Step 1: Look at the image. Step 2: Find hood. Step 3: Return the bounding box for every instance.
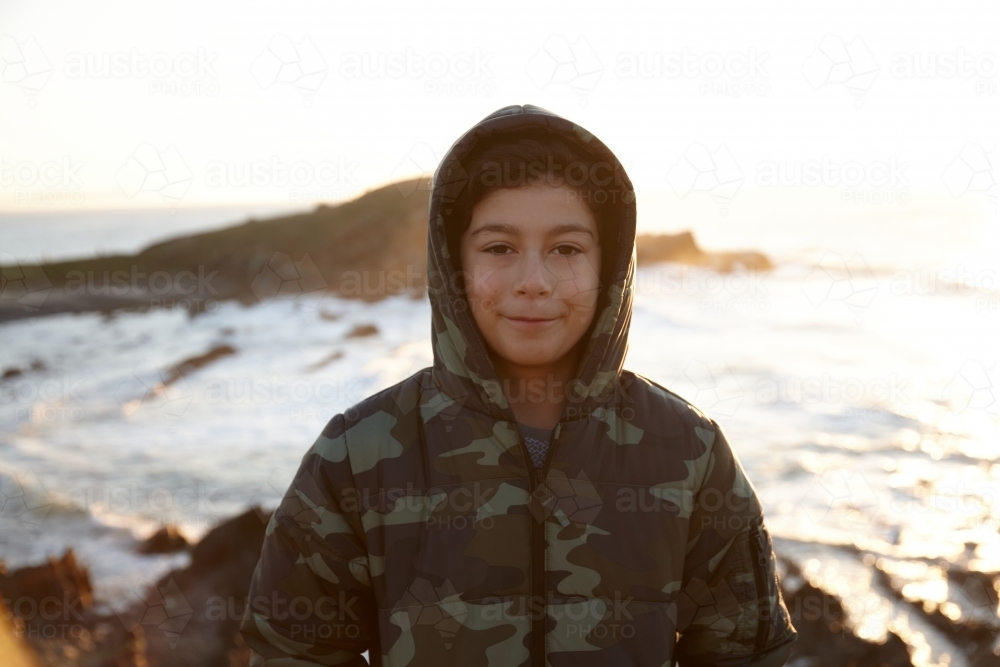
[426,103,637,424]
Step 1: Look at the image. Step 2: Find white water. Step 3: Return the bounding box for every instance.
[1,204,998,664]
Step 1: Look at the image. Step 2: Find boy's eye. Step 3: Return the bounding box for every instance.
[482,244,582,256]
[554,245,581,256]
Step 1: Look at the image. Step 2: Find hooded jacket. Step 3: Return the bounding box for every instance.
[239,104,798,666]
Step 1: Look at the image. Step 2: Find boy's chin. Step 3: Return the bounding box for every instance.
[491,344,574,371]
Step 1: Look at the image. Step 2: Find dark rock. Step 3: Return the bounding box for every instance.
[306,349,344,372]
[346,323,378,338]
[874,557,1000,667]
[134,507,271,666]
[137,525,190,554]
[778,556,914,667]
[636,230,773,272]
[162,344,237,386]
[0,548,93,630]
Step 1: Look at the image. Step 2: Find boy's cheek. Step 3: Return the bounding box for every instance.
[466,292,497,315]
[465,263,502,296]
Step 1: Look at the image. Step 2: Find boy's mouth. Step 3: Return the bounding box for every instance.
[505,313,558,322]
[504,315,559,322]
[503,315,559,327]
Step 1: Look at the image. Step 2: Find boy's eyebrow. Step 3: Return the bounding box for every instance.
[469,222,594,238]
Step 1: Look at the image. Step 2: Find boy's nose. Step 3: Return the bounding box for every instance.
[513,253,555,297]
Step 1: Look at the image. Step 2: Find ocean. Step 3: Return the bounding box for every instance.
[1,200,998,665]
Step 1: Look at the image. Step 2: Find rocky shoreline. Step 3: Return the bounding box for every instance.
[3,506,997,666]
[0,178,771,325]
[0,508,270,667]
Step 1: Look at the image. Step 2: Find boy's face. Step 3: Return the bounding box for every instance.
[459,183,602,373]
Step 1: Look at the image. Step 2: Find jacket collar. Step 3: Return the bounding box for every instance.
[427,104,637,424]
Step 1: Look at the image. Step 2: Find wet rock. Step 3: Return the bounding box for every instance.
[777,556,914,667]
[306,349,344,372]
[0,549,93,630]
[0,508,273,666]
[137,525,190,554]
[133,507,272,666]
[636,231,773,272]
[162,344,237,386]
[346,323,378,338]
[874,555,1000,667]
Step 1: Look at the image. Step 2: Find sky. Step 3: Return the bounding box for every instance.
[0,0,997,247]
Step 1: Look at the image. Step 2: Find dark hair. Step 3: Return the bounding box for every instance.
[446,129,619,281]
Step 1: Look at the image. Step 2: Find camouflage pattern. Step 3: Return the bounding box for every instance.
[239,104,798,666]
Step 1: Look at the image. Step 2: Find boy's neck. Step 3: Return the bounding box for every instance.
[489,346,581,431]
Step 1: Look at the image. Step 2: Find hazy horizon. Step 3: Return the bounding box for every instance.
[2,0,996,218]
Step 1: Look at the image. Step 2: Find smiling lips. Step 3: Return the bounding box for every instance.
[504,315,559,327]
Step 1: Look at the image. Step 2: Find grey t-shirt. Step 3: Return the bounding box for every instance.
[519,422,553,469]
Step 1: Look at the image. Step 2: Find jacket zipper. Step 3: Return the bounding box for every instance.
[516,421,560,667]
[749,522,772,654]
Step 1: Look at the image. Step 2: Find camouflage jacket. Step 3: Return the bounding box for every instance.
[239,104,798,666]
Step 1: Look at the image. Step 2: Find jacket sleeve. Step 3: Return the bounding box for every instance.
[674,420,797,667]
[239,413,380,666]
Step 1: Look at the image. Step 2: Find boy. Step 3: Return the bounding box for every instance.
[240,104,798,666]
